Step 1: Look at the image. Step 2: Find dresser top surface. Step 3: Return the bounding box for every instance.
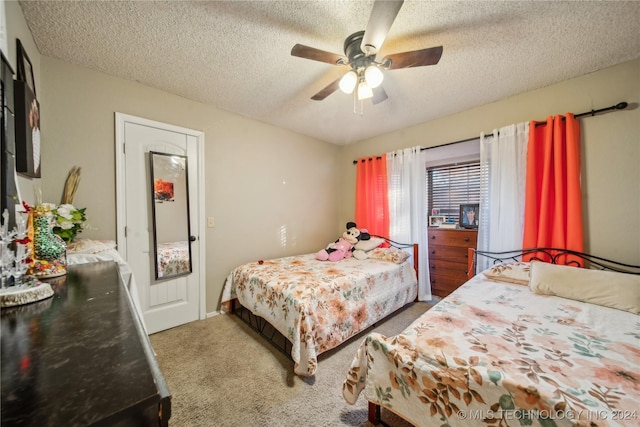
[1,262,161,426]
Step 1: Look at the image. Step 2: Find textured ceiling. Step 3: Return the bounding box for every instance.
[19,1,640,145]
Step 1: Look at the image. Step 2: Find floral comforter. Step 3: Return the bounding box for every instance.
[343,274,640,427]
[222,253,417,376]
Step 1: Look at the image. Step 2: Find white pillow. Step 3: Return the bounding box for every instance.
[354,237,385,252]
[529,261,640,314]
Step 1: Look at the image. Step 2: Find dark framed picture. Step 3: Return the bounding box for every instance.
[16,39,36,97]
[14,81,41,178]
[459,203,479,229]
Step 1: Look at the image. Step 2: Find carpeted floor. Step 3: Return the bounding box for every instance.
[149,301,435,427]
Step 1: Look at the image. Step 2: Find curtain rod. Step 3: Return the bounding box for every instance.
[352,101,628,164]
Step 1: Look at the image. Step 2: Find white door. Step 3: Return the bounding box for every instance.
[115,113,205,334]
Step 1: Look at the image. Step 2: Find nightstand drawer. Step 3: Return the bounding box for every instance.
[428,229,477,247]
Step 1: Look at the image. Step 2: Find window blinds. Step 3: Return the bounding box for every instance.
[427,162,481,222]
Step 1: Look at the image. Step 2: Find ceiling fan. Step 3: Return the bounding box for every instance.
[291,0,443,107]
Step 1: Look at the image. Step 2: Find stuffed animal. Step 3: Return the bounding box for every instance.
[315,222,370,262]
[352,247,368,260]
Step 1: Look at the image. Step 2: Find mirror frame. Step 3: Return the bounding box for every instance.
[149,151,193,280]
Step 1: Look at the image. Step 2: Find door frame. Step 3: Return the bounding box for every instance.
[114,112,206,323]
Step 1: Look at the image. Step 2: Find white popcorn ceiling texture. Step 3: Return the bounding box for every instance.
[19,1,640,145]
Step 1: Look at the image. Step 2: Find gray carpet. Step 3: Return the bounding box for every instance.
[149,301,435,427]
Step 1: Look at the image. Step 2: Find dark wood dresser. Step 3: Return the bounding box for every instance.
[1,261,171,427]
[428,228,478,298]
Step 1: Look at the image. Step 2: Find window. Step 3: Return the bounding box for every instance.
[427,161,481,223]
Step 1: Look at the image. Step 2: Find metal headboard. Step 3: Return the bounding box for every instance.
[371,235,415,251]
[468,247,640,279]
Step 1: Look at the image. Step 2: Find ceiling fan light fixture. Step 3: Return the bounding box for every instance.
[292,1,444,107]
[339,71,358,94]
[364,65,384,88]
[357,81,373,100]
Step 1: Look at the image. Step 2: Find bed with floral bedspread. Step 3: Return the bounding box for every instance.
[221,247,418,376]
[343,257,640,427]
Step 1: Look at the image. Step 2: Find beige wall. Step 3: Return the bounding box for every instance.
[38,57,340,313]
[338,59,640,265]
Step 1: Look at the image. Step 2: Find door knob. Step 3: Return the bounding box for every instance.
[189,236,197,242]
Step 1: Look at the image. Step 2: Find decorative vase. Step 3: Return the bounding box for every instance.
[30,205,67,278]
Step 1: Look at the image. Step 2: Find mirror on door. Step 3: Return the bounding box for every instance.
[149,151,192,280]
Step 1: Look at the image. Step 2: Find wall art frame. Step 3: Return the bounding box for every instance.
[14,39,40,178]
[14,80,40,178]
[16,39,36,97]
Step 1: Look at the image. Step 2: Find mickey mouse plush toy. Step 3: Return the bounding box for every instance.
[315,222,370,262]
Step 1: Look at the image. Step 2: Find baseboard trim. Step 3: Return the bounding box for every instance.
[206,310,222,318]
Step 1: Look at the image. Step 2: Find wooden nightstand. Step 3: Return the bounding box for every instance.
[428,228,478,297]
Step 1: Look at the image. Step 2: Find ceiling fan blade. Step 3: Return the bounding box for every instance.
[311,77,341,101]
[361,0,404,56]
[291,44,347,65]
[383,45,443,70]
[372,86,388,105]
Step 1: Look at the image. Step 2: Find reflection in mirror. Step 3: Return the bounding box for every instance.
[149,152,192,280]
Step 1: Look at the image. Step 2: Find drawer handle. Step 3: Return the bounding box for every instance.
[431,235,436,240]
[431,250,436,255]
[430,265,435,269]
[464,237,469,242]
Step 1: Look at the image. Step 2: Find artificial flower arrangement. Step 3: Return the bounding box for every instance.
[51,166,87,243]
[51,203,87,243]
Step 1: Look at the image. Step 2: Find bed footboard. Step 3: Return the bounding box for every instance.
[368,401,402,427]
[368,402,381,425]
[221,299,236,314]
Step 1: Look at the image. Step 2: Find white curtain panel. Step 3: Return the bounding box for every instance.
[477,123,529,272]
[387,147,431,300]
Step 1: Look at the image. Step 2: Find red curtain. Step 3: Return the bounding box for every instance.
[355,155,389,238]
[523,114,583,265]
